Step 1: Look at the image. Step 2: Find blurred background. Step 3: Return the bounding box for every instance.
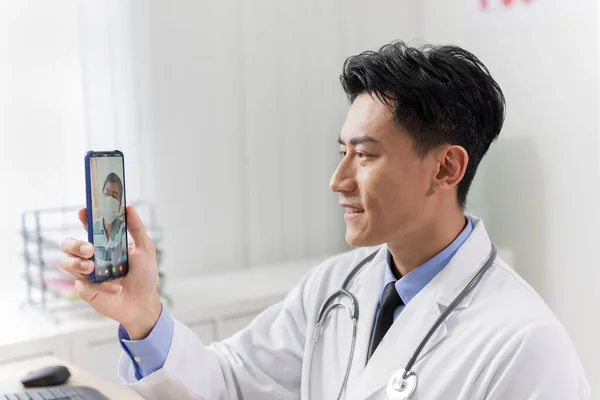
[0,0,598,396]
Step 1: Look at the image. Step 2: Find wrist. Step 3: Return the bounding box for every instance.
[123,292,162,340]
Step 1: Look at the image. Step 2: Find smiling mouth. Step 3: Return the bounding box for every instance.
[344,207,364,214]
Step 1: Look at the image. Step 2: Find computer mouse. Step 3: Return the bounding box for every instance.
[20,365,71,388]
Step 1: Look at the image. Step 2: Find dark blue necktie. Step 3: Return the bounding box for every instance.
[367,281,403,361]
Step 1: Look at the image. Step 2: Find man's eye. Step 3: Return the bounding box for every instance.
[339,150,370,159]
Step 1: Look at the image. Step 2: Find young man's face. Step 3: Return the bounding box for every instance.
[330,93,440,247]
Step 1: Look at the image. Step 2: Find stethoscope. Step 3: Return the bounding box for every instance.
[306,245,497,400]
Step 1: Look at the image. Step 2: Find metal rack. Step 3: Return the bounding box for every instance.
[20,202,170,323]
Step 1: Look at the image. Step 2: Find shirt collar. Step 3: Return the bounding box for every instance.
[380,216,474,305]
[95,217,123,237]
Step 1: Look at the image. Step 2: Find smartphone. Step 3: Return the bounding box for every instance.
[84,150,129,283]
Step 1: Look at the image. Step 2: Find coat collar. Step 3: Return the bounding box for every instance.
[432,214,494,309]
[348,215,495,400]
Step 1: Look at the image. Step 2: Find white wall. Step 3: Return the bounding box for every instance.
[78,0,156,205]
[420,0,600,393]
[0,0,157,293]
[141,0,420,276]
[0,1,86,280]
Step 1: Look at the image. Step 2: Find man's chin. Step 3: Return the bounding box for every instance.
[345,230,383,248]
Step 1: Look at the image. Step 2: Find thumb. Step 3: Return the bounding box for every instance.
[78,208,88,231]
[126,205,152,249]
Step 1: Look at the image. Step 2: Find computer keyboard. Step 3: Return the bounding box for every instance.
[1,386,109,400]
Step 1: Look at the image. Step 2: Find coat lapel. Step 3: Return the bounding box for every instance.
[350,279,448,400]
[349,216,494,400]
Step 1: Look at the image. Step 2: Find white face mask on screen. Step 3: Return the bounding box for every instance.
[101,195,121,224]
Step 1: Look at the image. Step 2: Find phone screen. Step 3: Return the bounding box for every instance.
[87,152,129,280]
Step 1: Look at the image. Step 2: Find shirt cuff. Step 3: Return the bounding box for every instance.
[118,304,174,380]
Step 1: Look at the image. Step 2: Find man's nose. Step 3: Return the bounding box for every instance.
[329,157,356,193]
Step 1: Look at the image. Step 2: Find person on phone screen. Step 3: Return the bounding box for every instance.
[93,172,127,268]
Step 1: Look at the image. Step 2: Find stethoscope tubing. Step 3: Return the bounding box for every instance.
[401,244,497,378]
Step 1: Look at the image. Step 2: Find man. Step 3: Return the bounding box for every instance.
[60,41,589,399]
[92,172,127,270]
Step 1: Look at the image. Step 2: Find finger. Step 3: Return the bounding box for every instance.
[78,208,88,231]
[74,279,121,302]
[126,205,153,250]
[100,278,123,294]
[60,255,94,276]
[60,238,94,258]
[74,280,99,302]
[69,270,92,281]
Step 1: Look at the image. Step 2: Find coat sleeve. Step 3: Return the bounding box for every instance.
[483,322,590,400]
[118,265,321,400]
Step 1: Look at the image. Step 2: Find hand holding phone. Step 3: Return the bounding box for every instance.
[58,151,162,339]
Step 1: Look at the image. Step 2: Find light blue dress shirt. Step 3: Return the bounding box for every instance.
[118,305,173,380]
[120,217,473,379]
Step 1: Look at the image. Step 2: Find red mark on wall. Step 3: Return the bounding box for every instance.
[481,0,533,10]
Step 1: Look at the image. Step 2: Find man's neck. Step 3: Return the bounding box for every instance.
[387,210,467,277]
[103,218,116,239]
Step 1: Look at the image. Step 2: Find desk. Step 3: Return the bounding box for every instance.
[0,356,141,399]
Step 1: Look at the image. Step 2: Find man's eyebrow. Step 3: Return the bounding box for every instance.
[338,135,379,145]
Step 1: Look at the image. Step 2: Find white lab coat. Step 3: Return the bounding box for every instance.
[119,216,590,399]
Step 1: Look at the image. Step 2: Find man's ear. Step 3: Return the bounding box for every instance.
[433,145,468,192]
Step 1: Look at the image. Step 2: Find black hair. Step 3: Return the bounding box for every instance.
[103,172,123,202]
[340,41,505,208]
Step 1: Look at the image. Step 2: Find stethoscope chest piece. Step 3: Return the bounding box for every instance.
[386,369,417,400]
